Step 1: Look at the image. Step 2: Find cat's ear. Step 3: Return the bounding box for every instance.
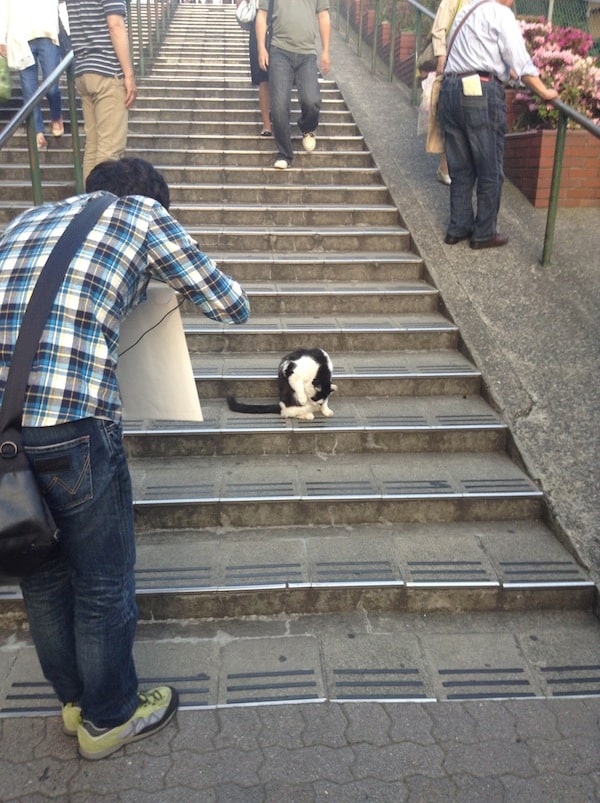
[331,384,338,392]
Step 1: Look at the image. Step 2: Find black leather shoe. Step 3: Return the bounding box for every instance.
[469,234,509,250]
[444,232,471,245]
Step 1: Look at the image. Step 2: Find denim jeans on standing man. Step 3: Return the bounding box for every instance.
[18,37,62,135]
[269,45,321,163]
[438,74,506,243]
[20,417,139,729]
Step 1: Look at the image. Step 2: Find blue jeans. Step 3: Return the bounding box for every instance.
[20,418,139,729]
[18,38,62,135]
[438,75,506,242]
[269,46,321,163]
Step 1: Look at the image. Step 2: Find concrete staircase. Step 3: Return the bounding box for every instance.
[0,4,598,716]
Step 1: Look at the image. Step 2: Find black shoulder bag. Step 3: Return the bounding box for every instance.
[0,194,114,577]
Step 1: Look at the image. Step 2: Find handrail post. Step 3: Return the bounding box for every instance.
[357,0,364,58]
[345,0,351,42]
[136,1,145,76]
[388,0,398,82]
[371,0,381,74]
[67,61,85,194]
[411,10,423,104]
[26,117,43,206]
[541,110,567,267]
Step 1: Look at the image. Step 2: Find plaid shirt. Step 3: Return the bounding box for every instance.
[0,192,250,426]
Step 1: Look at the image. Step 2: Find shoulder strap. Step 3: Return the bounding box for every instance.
[0,193,115,434]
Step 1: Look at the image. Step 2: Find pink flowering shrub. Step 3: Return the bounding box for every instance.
[514,19,600,129]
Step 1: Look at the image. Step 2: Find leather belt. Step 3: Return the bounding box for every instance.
[454,71,500,83]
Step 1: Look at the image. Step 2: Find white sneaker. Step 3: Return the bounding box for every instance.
[302,132,316,152]
[274,158,290,169]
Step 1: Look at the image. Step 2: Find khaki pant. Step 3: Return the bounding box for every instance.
[76,73,129,182]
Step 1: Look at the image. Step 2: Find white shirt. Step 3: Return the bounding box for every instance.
[445,0,538,82]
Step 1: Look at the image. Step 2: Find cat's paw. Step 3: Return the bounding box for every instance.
[321,408,334,417]
[299,412,315,420]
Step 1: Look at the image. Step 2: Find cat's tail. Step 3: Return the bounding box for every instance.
[226,395,281,415]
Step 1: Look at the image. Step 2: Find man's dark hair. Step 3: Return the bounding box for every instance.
[85,158,170,210]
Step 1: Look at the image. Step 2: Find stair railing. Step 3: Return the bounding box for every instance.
[0,0,177,207]
[332,0,600,266]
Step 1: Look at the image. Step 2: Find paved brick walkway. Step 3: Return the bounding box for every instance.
[1,698,599,801]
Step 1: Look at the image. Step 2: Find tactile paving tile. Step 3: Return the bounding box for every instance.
[313,560,399,585]
[225,669,321,706]
[460,477,539,494]
[539,664,600,697]
[498,560,591,585]
[437,666,536,700]
[332,667,429,701]
[136,565,212,590]
[224,562,304,587]
[405,560,496,585]
[383,479,453,495]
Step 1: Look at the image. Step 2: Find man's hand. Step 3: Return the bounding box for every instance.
[123,74,137,109]
[255,10,269,71]
[318,10,331,76]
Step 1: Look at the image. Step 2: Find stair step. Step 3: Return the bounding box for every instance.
[129,451,544,530]
[1,522,593,618]
[123,395,507,456]
[2,608,598,712]
[212,251,424,281]
[129,118,360,136]
[182,311,456,351]
[189,349,481,398]
[183,226,412,252]
[0,162,386,187]
[130,107,353,123]
[228,279,438,313]
[169,202,400,228]
[169,184,392,206]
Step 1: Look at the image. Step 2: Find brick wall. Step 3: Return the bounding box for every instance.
[504,129,600,208]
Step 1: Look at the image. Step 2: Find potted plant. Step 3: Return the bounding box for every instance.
[504,18,600,207]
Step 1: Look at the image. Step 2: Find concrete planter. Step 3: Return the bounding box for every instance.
[504,128,600,208]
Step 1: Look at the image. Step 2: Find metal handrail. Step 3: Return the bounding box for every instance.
[334,0,600,266]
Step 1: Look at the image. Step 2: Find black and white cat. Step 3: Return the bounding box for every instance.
[227,348,337,420]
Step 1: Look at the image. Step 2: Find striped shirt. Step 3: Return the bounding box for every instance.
[0,192,250,427]
[65,0,126,77]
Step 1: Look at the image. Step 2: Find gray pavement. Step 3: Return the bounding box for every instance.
[1,697,599,801]
[1,23,599,803]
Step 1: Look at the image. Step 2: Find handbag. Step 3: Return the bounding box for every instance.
[0,194,114,577]
[425,74,444,153]
[0,56,11,103]
[236,0,257,30]
[416,40,436,74]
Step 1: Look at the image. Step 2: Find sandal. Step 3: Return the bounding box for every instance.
[36,133,48,150]
[260,130,272,137]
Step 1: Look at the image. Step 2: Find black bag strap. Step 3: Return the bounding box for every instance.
[0,193,115,435]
